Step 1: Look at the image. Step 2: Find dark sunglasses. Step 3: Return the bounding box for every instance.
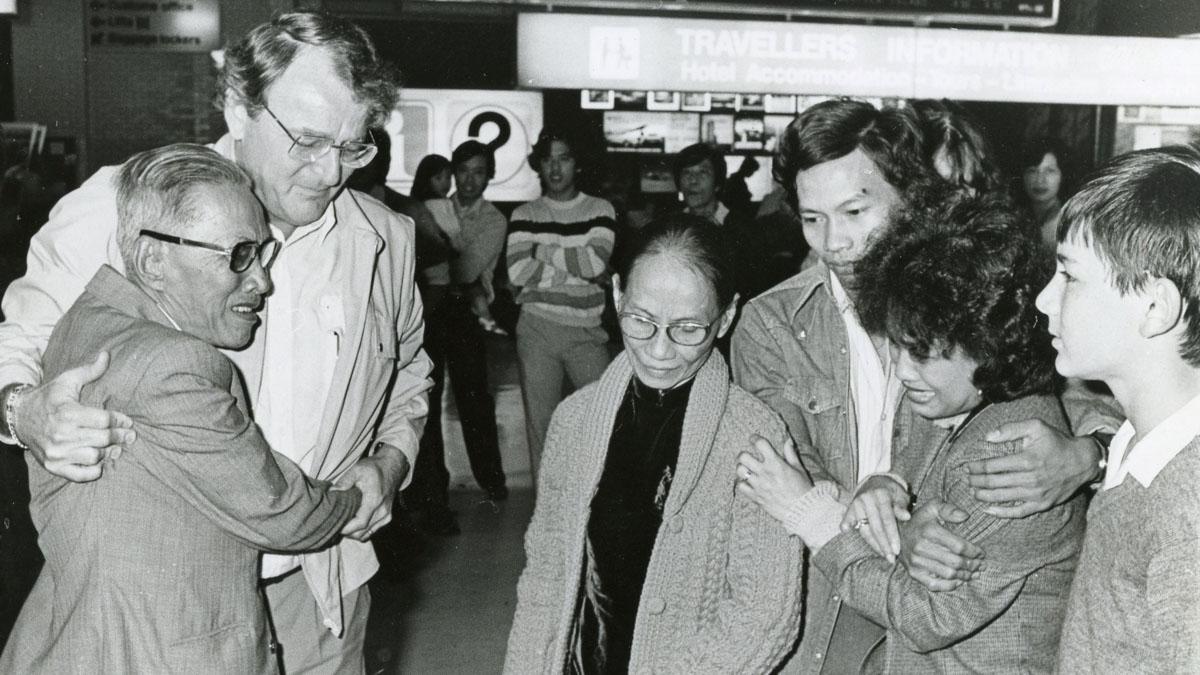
[139,229,281,273]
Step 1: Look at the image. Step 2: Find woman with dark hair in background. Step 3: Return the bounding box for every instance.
[410,153,452,202]
[739,191,1085,673]
[505,213,803,675]
[912,99,1005,197]
[1018,137,1072,248]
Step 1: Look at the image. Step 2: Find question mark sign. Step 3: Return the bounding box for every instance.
[468,111,511,153]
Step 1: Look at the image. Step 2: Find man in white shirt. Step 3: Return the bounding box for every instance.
[0,12,432,673]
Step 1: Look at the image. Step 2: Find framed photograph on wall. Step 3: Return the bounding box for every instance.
[681,92,712,112]
[699,114,734,151]
[580,89,615,110]
[604,111,667,153]
[647,91,682,111]
[764,94,797,114]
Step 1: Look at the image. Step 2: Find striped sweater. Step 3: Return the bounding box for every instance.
[506,193,616,328]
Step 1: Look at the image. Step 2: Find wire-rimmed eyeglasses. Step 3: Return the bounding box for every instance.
[617,312,718,347]
[261,104,378,169]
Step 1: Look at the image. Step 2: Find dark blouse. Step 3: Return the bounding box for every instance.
[568,375,694,675]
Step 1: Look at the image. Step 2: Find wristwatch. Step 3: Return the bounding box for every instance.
[1,382,31,448]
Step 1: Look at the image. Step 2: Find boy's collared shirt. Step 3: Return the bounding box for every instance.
[1104,390,1200,489]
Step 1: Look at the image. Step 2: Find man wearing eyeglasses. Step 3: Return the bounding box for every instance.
[0,11,432,674]
[1,143,369,675]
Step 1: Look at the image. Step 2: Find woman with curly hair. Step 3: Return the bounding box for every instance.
[738,190,1087,673]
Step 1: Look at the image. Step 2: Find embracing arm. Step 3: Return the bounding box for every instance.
[1,169,136,480]
[967,380,1121,518]
[131,340,360,553]
[504,405,579,675]
[814,436,1082,652]
[731,302,836,485]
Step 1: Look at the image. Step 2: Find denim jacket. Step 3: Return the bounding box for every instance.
[731,262,885,675]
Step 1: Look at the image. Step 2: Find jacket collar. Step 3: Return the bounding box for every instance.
[86,265,179,332]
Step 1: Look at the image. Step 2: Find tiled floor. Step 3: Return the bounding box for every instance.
[364,333,541,675]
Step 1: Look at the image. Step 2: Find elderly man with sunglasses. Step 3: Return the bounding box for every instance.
[0,12,432,674]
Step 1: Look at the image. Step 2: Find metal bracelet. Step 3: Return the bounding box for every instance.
[4,383,31,449]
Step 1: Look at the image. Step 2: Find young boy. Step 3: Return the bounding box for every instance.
[1037,145,1200,673]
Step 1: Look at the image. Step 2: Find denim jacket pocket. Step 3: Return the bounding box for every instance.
[784,376,850,481]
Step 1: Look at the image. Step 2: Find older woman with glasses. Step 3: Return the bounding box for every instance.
[504,213,804,675]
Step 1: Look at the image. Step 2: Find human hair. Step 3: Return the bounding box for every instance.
[774,98,933,212]
[452,140,496,180]
[410,154,450,201]
[672,143,727,191]
[215,11,401,129]
[911,99,1004,196]
[856,188,1057,402]
[528,127,579,169]
[617,212,737,310]
[1058,144,1200,367]
[114,143,253,275]
[1018,137,1074,199]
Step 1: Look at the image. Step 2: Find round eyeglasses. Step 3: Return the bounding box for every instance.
[262,104,378,169]
[139,229,281,273]
[618,312,716,347]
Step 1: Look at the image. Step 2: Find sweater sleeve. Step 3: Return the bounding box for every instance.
[503,403,580,675]
[1148,524,1200,670]
[536,217,615,282]
[683,424,806,674]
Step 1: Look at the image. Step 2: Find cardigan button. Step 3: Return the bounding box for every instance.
[799,329,807,340]
[807,398,818,411]
[670,517,684,533]
[646,598,666,614]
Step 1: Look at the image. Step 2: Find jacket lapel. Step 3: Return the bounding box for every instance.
[307,199,383,480]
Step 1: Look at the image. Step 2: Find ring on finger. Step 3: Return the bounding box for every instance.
[852,518,870,531]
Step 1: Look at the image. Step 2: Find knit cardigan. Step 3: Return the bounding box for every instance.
[504,351,805,675]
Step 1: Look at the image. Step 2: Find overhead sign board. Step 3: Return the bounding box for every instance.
[87,0,220,52]
[518,13,1200,107]
[385,89,543,203]
[512,0,1057,28]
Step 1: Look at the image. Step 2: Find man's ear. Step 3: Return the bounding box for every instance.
[224,93,250,141]
[611,273,623,310]
[133,238,169,292]
[1141,275,1185,339]
[715,293,741,339]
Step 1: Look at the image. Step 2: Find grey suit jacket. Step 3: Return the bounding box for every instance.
[812,394,1086,674]
[0,266,361,674]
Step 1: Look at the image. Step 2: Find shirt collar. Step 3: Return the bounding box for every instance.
[828,269,855,315]
[1104,390,1200,489]
[684,201,729,226]
[272,201,338,249]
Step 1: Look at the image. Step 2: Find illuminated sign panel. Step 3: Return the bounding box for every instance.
[519,13,1200,106]
[386,89,544,203]
[511,0,1057,28]
[87,0,220,52]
